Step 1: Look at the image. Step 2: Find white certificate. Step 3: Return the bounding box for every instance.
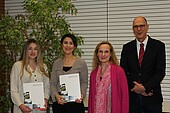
[59,73,81,102]
[23,82,45,110]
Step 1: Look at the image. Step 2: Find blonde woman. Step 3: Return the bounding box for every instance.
[88,41,129,113]
[10,39,50,113]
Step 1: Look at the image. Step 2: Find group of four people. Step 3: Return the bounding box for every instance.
[10,16,165,113]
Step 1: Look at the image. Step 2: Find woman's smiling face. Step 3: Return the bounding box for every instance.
[27,43,38,60]
[97,44,111,64]
[62,37,75,55]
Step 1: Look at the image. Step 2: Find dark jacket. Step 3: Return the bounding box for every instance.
[120,36,166,105]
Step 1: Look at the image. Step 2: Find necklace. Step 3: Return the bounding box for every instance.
[100,62,109,81]
[100,66,107,81]
[100,67,107,77]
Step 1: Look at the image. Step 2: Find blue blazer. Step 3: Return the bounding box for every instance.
[120,35,166,105]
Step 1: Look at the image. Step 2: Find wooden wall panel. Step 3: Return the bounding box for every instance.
[0,0,4,16]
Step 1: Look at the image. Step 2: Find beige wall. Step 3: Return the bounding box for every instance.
[163,101,170,112]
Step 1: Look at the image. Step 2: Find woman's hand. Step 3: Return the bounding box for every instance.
[38,98,48,111]
[56,94,66,105]
[19,104,32,113]
[75,98,83,103]
[75,94,83,103]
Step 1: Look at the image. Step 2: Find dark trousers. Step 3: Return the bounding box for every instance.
[130,95,162,113]
[52,101,85,113]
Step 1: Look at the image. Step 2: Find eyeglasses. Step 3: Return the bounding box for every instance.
[133,25,146,29]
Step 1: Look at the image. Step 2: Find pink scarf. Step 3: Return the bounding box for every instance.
[95,64,111,113]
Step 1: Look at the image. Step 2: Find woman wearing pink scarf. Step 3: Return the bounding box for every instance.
[88,41,129,113]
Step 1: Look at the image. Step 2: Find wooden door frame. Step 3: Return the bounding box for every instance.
[0,0,4,16]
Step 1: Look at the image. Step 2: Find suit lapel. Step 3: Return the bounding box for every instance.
[131,40,140,67]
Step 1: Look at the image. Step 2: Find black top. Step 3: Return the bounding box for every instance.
[63,66,72,72]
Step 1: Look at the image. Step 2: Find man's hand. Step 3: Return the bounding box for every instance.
[131,81,153,96]
[131,81,145,94]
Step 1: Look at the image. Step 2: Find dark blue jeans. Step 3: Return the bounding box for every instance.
[130,95,162,113]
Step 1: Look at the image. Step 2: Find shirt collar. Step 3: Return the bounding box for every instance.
[136,35,149,46]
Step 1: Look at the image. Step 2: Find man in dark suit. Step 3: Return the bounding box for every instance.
[120,16,166,113]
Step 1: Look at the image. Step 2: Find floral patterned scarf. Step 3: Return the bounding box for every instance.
[95,63,112,113]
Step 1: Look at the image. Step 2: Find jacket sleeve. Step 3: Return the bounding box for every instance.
[50,61,59,102]
[119,67,129,113]
[10,62,23,107]
[43,64,50,100]
[88,70,96,113]
[143,41,166,92]
[80,60,88,98]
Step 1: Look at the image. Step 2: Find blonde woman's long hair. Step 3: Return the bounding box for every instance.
[20,39,49,78]
[92,41,119,70]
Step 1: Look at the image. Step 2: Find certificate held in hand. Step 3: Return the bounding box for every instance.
[59,73,81,102]
[23,82,45,110]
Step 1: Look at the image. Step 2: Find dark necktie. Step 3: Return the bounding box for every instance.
[139,43,144,66]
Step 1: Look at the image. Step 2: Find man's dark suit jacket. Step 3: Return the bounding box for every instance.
[120,35,166,105]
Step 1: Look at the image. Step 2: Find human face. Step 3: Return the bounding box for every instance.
[97,44,111,64]
[27,43,38,60]
[62,37,75,55]
[133,17,149,42]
